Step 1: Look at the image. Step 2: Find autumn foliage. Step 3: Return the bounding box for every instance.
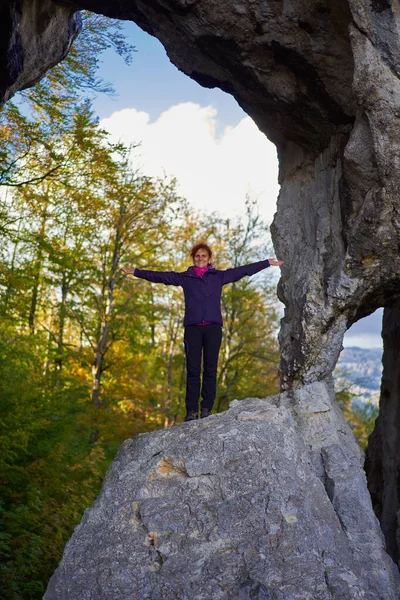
[0,14,281,598]
[0,13,376,599]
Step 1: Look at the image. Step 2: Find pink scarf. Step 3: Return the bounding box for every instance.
[193,266,209,277]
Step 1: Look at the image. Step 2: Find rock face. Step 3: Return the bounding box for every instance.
[2,0,400,591]
[366,302,400,565]
[44,388,400,600]
[57,0,400,559]
[0,0,80,105]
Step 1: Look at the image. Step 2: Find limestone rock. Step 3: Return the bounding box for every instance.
[366,301,400,565]
[44,387,400,600]
[2,0,400,583]
[0,0,80,105]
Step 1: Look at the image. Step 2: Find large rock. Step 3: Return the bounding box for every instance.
[0,0,81,104]
[2,0,400,585]
[366,302,400,565]
[61,1,400,556]
[44,387,400,600]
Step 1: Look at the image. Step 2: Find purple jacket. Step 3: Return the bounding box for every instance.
[134,260,270,327]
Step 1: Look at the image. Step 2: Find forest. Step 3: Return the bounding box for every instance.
[0,13,377,599]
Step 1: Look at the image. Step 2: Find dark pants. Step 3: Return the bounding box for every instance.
[184,324,222,412]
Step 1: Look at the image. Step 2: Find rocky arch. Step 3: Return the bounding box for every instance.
[49,0,400,392]
[0,1,81,103]
[2,0,400,594]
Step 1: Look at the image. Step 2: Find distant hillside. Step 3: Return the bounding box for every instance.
[335,347,382,406]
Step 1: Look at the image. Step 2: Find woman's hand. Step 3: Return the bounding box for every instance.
[120,267,135,275]
[268,258,284,266]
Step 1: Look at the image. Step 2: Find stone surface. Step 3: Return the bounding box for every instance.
[366,301,400,566]
[44,387,400,600]
[0,0,80,105]
[2,0,400,587]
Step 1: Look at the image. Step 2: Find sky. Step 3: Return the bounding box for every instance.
[94,22,279,224]
[93,20,383,350]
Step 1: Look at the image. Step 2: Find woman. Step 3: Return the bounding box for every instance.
[121,242,283,422]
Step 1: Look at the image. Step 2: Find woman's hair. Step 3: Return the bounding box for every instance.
[190,241,213,262]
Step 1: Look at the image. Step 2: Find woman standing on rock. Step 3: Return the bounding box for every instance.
[122,242,283,422]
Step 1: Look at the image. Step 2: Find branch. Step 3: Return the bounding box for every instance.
[1,164,63,188]
[65,306,96,352]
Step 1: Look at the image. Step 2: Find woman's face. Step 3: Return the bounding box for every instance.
[194,248,210,268]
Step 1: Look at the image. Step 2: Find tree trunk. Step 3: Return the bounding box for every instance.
[56,272,68,373]
[3,217,22,315]
[90,205,124,440]
[28,212,47,334]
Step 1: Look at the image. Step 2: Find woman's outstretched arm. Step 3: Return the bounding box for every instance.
[220,258,283,285]
[121,267,183,286]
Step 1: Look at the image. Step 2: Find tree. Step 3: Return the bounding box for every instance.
[335,384,379,451]
[0,13,284,598]
[0,12,135,189]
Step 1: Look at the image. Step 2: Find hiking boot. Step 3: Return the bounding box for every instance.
[200,407,211,419]
[184,410,198,422]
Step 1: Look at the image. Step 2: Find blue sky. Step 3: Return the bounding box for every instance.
[92,21,244,133]
[93,19,383,350]
[95,20,280,224]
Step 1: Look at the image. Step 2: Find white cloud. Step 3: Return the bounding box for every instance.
[100,102,279,223]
